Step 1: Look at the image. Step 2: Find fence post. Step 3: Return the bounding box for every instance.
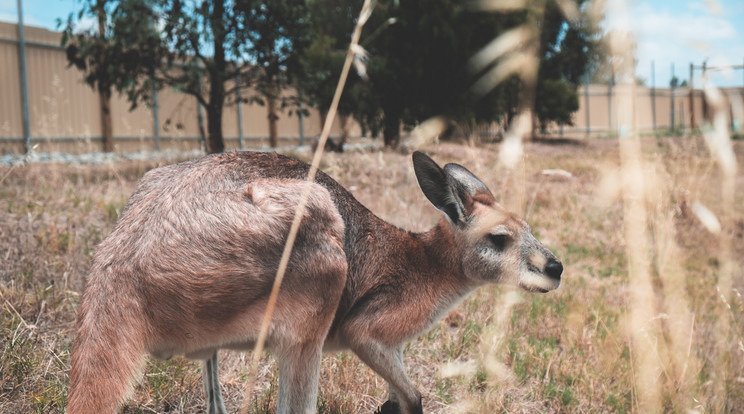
[689,62,694,130]
[651,61,656,131]
[152,84,160,150]
[147,12,160,151]
[702,61,708,123]
[670,63,675,132]
[608,75,613,136]
[585,76,590,137]
[16,0,31,153]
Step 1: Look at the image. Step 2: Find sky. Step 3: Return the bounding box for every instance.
[1,0,743,87]
[603,0,744,87]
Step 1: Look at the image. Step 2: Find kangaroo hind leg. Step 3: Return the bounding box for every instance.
[203,351,228,414]
[276,341,323,414]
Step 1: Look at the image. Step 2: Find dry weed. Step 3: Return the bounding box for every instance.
[1,135,741,413]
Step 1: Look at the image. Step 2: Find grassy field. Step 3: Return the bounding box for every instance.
[1,136,742,413]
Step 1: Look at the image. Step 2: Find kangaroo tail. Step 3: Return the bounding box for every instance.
[67,280,148,414]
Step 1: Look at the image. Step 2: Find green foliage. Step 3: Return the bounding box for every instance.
[62,0,597,150]
[669,76,688,88]
[366,0,519,146]
[298,0,382,137]
[61,0,165,102]
[535,0,597,130]
[298,0,598,146]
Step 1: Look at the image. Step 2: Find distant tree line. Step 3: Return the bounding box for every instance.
[62,0,599,153]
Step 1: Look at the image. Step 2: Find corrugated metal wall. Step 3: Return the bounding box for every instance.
[571,84,717,135]
[0,21,357,154]
[0,23,23,139]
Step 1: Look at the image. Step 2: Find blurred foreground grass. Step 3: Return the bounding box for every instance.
[1,136,742,413]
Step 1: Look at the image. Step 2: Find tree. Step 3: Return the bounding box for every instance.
[63,0,308,153]
[333,0,524,147]
[534,0,597,131]
[299,0,598,147]
[61,0,149,152]
[238,1,309,147]
[364,0,514,147]
[298,0,379,141]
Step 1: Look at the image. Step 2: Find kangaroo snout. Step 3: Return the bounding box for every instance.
[545,258,563,281]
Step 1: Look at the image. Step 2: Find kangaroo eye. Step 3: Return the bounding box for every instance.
[488,234,509,252]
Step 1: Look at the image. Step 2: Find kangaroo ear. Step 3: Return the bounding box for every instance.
[412,151,467,223]
[443,163,494,205]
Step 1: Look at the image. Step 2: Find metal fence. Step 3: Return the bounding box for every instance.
[563,82,744,138]
[0,21,356,154]
[1,21,743,154]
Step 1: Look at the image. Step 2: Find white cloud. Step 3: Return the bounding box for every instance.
[73,14,97,32]
[602,0,743,86]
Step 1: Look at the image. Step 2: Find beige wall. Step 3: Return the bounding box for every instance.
[566,84,728,136]
[0,22,358,154]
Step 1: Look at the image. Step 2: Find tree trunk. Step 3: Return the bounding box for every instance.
[206,66,226,153]
[339,114,350,145]
[267,86,279,148]
[383,111,400,148]
[206,102,225,154]
[99,92,113,152]
[204,0,226,154]
[97,2,113,152]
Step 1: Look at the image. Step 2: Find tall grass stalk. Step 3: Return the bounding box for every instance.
[702,71,738,413]
[238,0,374,411]
[607,17,664,410]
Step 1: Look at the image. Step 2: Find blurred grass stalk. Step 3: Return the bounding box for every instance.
[605,1,698,411]
[702,65,738,412]
[467,0,740,411]
[606,17,663,411]
[459,1,547,412]
[606,0,739,412]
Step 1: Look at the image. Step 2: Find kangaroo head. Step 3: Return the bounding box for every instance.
[412,151,562,292]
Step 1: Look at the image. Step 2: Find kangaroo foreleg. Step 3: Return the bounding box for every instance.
[386,347,404,404]
[203,351,227,414]
[351,342,422,414]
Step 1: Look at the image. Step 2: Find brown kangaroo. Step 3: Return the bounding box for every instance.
[67,150,562,414]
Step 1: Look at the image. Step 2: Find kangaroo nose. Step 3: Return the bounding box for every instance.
[545,259,563,280]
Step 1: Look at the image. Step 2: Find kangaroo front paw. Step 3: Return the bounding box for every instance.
[374,400,401,414]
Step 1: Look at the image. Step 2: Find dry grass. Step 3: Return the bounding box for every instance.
[1,136,743,413]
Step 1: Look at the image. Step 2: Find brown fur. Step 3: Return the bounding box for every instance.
[68,151,561,414]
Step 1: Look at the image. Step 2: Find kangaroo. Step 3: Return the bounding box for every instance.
[67,150,562,414]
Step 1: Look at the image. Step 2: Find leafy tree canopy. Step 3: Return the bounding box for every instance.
[63,0,309,153]
[299,0,599,146]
